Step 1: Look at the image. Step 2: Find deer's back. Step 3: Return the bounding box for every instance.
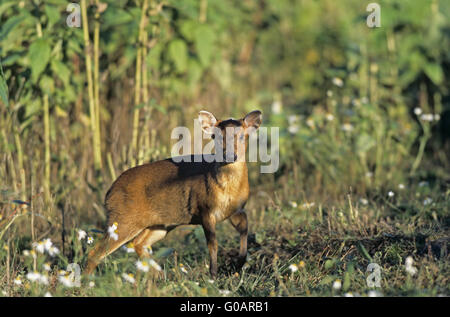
[104,155,249,228]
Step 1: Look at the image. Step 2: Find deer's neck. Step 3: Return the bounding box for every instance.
[214,161,248,189]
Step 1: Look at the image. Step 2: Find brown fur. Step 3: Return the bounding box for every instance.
[84,110,261,277]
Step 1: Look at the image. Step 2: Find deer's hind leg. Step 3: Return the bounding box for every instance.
[132,228,167,258]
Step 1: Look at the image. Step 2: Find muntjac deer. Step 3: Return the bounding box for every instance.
[84,110,262,277]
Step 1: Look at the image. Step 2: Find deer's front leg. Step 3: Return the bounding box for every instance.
[202,214,218,278]
[229,210,248,268]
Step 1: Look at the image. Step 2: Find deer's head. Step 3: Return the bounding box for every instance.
[199,110,262,163]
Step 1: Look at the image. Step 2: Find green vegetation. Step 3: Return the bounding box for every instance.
[0,0,449,297]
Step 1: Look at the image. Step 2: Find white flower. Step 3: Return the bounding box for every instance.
[149,259,162,271]
[414,107,422,116]
[361,97,369,104]
[89,281,95,288]
[87,236,94,245]
[332,77,344,87]
[207,279,214,284]
[179,263,187,273]
[367,290,382,297]
[288,115,300,134]
[327,90,333,97]
[122,273,135,284]
[43,238,53,251]
[271,100,282,114]
[365,172,373,178]
[23,250,30,256]
[423,198,432,206]
[289,201,298,208]
[306,118,315,128]
[48,246,59,257]
[43,263,51,271]
[122,242,135,253]
[325,113,334,121]
[27,272,48,285]
[26,272,41,282]
[110,231,119,242]
[145,245,153,255]
[359,198,368,205]
[341,123,354,132]
[301,202,315,209]
[44,292,52,297]
[388,191,395,197]
[33,241,45,254]
[219,290,231,296]
[405,256,417,276]
[398,184,405,190]
[58,270,67,276]
[78,230,87,241]
[288,124,299,134]
[351,98,361,107]
[332,280,342,290]
[14,277,22,285]
[420,114,434,122]
[108,222,119,241]
[344,292,354,297]
[434,114,440,121]
[58,274,74,287]
[136,260,150,272]
[289,264,298,272]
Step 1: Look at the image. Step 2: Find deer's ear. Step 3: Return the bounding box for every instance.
[198,111,218,134]
[244,110,262,131]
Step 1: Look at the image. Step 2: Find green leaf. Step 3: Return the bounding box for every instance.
[103,7,134,28]
[194,25,215,67]
[0,14,26,41]
[324,258,338,270]
[357,242,373,262]
[423,63,444,85]
[1,53,22,66]
[343,262,354,292]
[147,43,163,69]
[51,60,71,86]
[39,75,54,94]
[45,4,60,27]
[0,1,17,18]
[179,20,198,41]
[0,59,9,107]
[28,38,51,83]
[168,39,188,73]
[319,275,338,285]
[24,98,41,118]
[187,59,203,84]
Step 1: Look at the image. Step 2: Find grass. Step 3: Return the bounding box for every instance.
[1,176,448,297]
